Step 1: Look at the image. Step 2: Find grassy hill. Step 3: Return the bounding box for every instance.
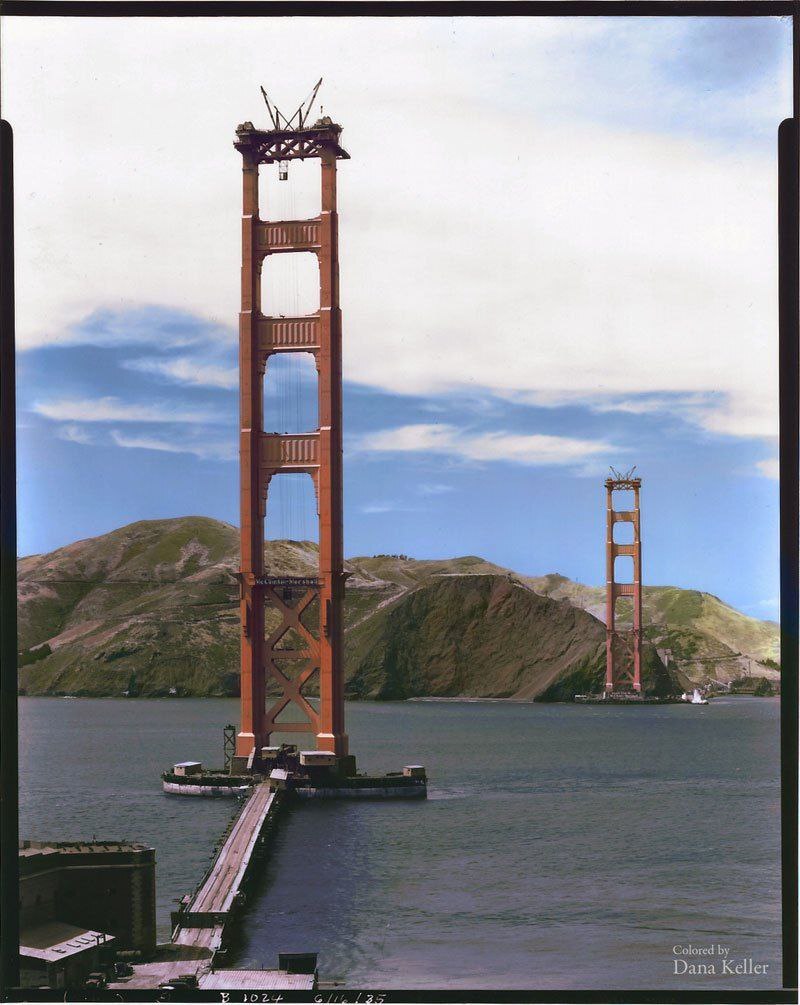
[525,575,780,686]
[344,574,673,701]
[17,518,243,697]
[16,517,778,698]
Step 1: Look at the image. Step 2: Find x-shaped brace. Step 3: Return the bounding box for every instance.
[264,586,320,731]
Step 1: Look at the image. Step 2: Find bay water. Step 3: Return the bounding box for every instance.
[19,696,781,990]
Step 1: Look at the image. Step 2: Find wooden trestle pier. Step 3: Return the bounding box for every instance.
[171,783,279,955]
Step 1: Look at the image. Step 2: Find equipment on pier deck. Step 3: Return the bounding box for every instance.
[223,725,236,773]
[172,761,202,777]
[299,750,337,768]
[278,952,318,976]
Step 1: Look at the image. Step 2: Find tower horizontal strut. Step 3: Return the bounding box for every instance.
[256,218,321,254]
[258,314,321,356]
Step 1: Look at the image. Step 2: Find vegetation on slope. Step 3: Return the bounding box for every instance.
[16,517,776,698]
[345,574,672,700]
[526,576,779,683]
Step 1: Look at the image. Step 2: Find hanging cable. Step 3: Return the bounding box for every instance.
[262,162,318,545]
[290,175,307,544]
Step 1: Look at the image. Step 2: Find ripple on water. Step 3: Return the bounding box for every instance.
[19,696,781,989]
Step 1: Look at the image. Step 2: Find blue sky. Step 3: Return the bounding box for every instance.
[3,16,792,619]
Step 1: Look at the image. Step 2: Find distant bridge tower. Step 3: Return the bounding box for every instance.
[605,469,642,694]
[233,83,349,759]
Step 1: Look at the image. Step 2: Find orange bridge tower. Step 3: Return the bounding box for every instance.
[605,468,643,694]
[234,85,349,760]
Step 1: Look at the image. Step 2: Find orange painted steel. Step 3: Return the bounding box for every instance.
[234,117,349,757]
[605,477,643,693]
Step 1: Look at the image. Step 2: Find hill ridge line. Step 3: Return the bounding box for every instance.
[16,517,779,699]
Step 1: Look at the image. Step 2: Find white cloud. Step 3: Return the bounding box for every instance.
[355,423,620,469]
[123,356,238,390]
[692,391,780,440]
[509,388,780,440]
[576,393,710,418]
[55,424,93,445]
[755,457,779,479]
[110,429,236,461]
[2,17,790,439]
[418,483,454,496]
[358,425,456,454]
[359,501,425,515]
[33,396,217,424]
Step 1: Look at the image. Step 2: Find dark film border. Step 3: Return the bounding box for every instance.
[0,7,797,1003]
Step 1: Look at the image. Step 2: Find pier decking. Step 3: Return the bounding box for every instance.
[200,970,315,990]
[163,758,425,987]
[172,782,277,948]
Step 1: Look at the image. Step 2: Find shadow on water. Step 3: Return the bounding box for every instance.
[231,797,428,980]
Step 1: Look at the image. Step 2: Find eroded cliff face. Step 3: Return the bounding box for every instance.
[344,573,672,700]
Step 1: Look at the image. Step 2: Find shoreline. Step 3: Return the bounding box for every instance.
[17,692,778,703]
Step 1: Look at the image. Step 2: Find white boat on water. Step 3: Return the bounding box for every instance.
[681,689,709,705]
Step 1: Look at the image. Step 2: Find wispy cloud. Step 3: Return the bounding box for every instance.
[360,500,426,515]
[740,594,780,619]
[49,306,234,351]
[354,423,620,469]
[693,391,779,440]
[110,429,236,461]
[54,423,94,445]
[755,457,779,480]
[501,388,780,440]
[33,396,218,424]
[123,356,238,390]
[418,483,454,496]
[585,393,711,418]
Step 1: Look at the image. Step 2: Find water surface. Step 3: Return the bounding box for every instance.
[19,696,781,990]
